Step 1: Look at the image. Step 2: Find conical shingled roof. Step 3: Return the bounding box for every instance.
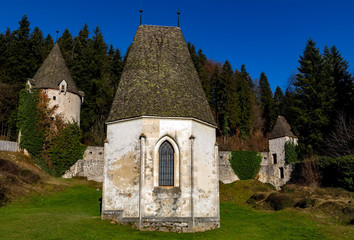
[107,25,216,126]
[269,116,296,139]
[31,43,79,94]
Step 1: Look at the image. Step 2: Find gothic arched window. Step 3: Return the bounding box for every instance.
[159,141,174,186]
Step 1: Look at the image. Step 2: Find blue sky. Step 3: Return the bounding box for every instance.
[1,0,354,91]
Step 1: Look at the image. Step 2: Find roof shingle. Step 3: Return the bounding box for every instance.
[31,43,79,95]
[107,25,216,125]
[269,116,296,139]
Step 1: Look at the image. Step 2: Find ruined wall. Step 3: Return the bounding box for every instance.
[258,137,297,189]
[218,151,239,183]
[44,89,81,124]
[62,146,104,182]
[102,117,219,232]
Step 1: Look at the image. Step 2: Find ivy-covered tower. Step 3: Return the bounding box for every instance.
[27,43,84,124]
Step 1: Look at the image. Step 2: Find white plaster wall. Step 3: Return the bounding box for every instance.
[103,119,143,217]
[44,89,81,124]
[103,117,219,220]
[192,120,218,217]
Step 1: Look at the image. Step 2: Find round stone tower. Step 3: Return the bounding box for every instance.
[27,43,84,124]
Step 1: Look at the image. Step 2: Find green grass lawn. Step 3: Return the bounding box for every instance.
[0,184,352,240]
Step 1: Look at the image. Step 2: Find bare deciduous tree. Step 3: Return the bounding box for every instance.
[324,111,353,158]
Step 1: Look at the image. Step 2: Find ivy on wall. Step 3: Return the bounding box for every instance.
[229,151,262,180]
[17,88,86,176]
[17,89,44,158]
[285,140,298,164]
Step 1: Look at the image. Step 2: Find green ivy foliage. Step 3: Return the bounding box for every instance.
[48,123,86,176]
[285,140,298,164]
[17,89,44,158]
[229,151,262,180]
[17,88,86,176]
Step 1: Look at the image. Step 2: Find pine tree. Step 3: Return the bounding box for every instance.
[58,28,74,68]
[43,34,54,59]
[236,64,253,136]
[28,27,45,73]
[212,66,224,133]
[323,45,353,117]
[273,86,284,117]
[294,39,335,154]
[5,15,32,84]
[259,72,274,133]
[221,61,238,135]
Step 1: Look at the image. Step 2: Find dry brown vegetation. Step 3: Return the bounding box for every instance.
[217,130,269,152]
[220,180,354,225]
[0,151,100,207]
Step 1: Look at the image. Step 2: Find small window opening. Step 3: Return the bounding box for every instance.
[273,154,277,164]
[53,96,56,100]
[99,152,102,155]
[280,167,284,178]
[159,141,174,186]
[60,84,65,92]
[89,151,92,155]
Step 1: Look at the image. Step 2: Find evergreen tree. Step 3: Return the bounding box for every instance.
[259,72,274,133]
[221,61,237,135]
[236,64,253,136]
[58,28,74,68]
[273,86,284,117]
[5,15,32,84]
[29,27,45,73]
[212,66,224,133]
[43,34,53,58]
[323,45,353,117]
[294,39,335,154]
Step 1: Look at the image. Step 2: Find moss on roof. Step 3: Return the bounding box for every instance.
[107,25,216,125]
[31,43,79,94]
[269,116,296,139]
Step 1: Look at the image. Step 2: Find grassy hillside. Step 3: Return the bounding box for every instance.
[0,152,353,239]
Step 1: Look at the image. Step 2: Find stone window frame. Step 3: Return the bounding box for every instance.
[153,135,180,188]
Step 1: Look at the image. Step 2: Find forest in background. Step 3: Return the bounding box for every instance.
[0,15,353,159]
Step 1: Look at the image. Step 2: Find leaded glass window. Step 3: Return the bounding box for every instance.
[158,141,174,186]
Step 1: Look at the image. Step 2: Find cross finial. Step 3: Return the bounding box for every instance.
[140,8,143,25]
[177,10,181,27]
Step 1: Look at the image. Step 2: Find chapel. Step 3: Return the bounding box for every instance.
[102,25,220,232]
[27,43,84,124]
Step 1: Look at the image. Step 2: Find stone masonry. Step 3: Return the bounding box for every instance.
[62,146,104,182]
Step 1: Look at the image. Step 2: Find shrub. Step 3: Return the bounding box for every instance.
[317,155,354,191]
[48,123,86,176]
[229,151,262,180]
[266,192,295,211]
[285,140,298,164]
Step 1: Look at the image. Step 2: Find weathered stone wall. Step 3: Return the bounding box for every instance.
[44,89,81,125]
[102,117,220,232]
[62,146,104,182]
[258,137,297,189]
[218,151,239,183]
